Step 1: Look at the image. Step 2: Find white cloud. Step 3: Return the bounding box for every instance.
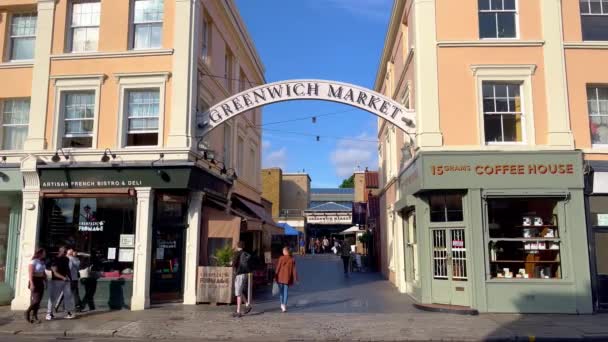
[263,147,288,170]
[262,140,271,150]
[317,0,392,20]
[330,133,378,178]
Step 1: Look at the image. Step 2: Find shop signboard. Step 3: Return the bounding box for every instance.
[598,214,608,227]
[399,151,583,195]
[197,266,233,304]
[306,214,352,225]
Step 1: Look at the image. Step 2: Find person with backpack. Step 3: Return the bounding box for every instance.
[232,241,252,317]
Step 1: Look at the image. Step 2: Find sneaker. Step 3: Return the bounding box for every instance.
[65,312,76,320]
[244,305,252,314]
[231,312,242,318]
[45,314,53,321]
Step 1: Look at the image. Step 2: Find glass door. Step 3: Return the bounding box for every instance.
[430,228,469,306]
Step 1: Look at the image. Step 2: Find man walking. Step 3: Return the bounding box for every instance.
[299,238,306,255]
[340,239,351,277]
[46,246,76,320]
[322,237,330,254]
[232,241,252,317]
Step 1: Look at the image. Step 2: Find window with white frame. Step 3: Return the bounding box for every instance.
[580,0,608,41]
[202,16,210,62]
[478,0,517,39]
[132,0,164,49]
[9,13,37,61]
[224,48,234,93]
[1,99,30,150]
[237,135,244,176]
[62,91,95,148]
[69,1,100,52]
[223,123,232,167]
[587,86,608,145]
[482,82,524,143]
[125,89,160,146]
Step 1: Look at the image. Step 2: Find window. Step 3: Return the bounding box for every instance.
[405,211,419,282]
[223,124,232,167]
[487,198,562,279]
[69,1,100,52]
[62,92,95,148]
[9,13,37,60]
[126,89,160,146]
[588,86,608,145]
[202,16,210,62]
[580,0,608,40]
[482,82,523,143]
[224,48,233,93]
[239,70,248,92]
[237,135,244,176]
[401,85,410,110]
[430,194,463,222]
[249,146,256,182]
[133,0,164,49]
[1,99,30,150]
[478,0,517,39]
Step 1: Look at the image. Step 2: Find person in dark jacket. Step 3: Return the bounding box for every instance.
[274,247,298,312]
[232,241,252,317]
[340,239,352,277]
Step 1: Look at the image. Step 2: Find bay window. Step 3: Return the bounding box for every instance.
[69,1,100,52]
[126,89,160,146]
[483,82,524,143]
[478,0,517,39]
[588,85,608,145]
[9,13,37,61]
[487,198,562,279]
[1,99,30,150]
[580,0,608,41]
[62,92,95,148]
[133,0,164,49]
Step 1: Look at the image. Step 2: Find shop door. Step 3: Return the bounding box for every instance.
[430,228,469,307]
[594,230,608,310]
[150,227,185,302]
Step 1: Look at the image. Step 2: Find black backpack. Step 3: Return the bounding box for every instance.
[238,251,252,274]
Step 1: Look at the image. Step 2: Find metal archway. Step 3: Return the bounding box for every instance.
[200,79,415,136]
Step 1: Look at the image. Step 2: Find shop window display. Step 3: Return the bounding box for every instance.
[487,198,561,279]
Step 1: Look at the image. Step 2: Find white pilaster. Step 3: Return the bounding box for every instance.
[24,0,56,151]
[11,156,41,310]
[183,191,204,305]
[167,0,197,148]
[413,0,443,148]
[541,0,574,148]
[131,188,154,311]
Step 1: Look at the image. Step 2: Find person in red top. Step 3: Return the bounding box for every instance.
[274,247,298,313]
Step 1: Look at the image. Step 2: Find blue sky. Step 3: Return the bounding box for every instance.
[235,0,392,187]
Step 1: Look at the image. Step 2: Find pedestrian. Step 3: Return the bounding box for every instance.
[309,238,315,255]
[232,241,253,318]
[46,246,76,320]
[274,247,298,313]
[66,248,82,311]
[299,238,306,255]
[25,248,46,324]
[322,237,329,253]
[315,238,321,254]
[79,261,98,312]
[340,239,352,277]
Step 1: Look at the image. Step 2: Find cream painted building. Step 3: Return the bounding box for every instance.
[1,0,265,311]
[377,0,597,313]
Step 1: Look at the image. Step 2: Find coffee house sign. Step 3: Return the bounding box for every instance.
[200,79,416,136]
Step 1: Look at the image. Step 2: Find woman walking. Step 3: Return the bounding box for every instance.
[274,247,298,313]
[25,248,46,323]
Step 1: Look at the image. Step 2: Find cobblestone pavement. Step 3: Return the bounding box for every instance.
[1,254,607,341]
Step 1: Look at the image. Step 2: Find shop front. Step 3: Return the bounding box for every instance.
[0,166,22,305]
[11,162,230,311]
[395,151,593,314]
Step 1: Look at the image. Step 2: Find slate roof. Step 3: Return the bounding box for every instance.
[306,201,352,212]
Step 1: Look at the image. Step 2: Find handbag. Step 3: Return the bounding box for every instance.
[272,281,279,296]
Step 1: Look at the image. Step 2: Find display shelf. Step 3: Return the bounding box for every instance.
[490,260,560,263]
[489,238,560,242]
[514,225,558,228]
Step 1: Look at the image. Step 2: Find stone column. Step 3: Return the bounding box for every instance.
[183,191,204,305]
[11,156,41,310]
[167,0,197,148]
[541,0,574,147]
[413,0,443,148]
[131,188,154,311]
[24,0,56,150]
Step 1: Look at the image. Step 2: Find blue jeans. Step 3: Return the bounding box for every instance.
[278,283,289,305]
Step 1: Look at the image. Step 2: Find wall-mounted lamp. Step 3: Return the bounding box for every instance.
[101,148,117,162]
[215,161,238,181]
[51,149,70,163]
[0,156,6,163]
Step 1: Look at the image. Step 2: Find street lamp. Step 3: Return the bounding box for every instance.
[101,148,117,162]
[51,149,70,163]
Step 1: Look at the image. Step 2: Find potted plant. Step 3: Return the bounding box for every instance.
[197,245,235,304]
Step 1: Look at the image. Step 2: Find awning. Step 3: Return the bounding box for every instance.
[341,226,363,234]
[233,195,278,226]
[277,222,301,236]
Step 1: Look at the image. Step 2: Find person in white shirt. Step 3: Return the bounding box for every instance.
[25,248,46,323]
[66,248,82,311]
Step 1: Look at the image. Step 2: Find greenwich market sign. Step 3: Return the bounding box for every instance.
[200,80,416,135]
